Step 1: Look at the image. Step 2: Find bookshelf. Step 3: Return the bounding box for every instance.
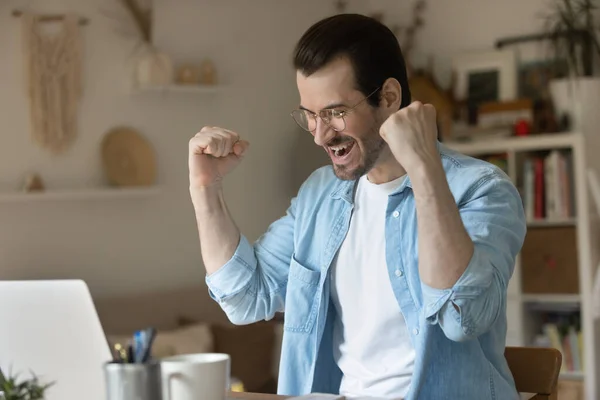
[445,132,600,399]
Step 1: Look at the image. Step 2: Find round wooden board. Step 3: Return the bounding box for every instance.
[101,127,156,187]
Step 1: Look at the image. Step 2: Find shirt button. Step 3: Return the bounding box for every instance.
[413,328,419,335]
[395,269,403,277]
[392,210,400,218]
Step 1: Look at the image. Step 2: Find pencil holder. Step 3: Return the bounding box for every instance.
[103,361,162,400]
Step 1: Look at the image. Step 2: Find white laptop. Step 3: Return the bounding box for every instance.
[0,280,112,400]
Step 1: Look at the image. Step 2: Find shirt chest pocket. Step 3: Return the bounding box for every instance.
[283,256,321,333]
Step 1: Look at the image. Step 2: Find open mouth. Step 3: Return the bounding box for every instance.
[328,140,356,162]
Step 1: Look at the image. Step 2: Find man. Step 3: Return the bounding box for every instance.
[189,13,526,400]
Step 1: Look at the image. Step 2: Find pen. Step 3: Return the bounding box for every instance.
[127,344,134,364]
[133,331,144,363]
[141,327,157,363]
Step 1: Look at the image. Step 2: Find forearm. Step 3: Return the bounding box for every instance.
[202,189,300,325]
[415,160,526,341]
[190,184,241,275]
[410,161,474,289]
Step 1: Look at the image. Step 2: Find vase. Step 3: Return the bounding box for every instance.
[549,76,600,133]
[136,46,173,87]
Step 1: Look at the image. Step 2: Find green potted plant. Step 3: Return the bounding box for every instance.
[543,0,600,131]
[0,370,54,400]
[544,0,600,76]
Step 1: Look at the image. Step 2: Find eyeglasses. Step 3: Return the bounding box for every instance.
[290,87,380,133]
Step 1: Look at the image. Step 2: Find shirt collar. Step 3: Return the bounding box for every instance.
[329,179,357,204]
[329,173,413,203]
[328,141,446,202]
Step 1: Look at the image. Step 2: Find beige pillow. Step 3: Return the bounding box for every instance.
[107,323,214,360]
[154,323,214,358]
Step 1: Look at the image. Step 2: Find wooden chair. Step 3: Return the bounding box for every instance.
[505,346,562,400]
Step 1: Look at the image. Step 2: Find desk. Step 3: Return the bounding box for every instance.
[228,393,535,400]
[229,392,289,400]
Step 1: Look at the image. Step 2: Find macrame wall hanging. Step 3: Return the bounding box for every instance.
[19,11,85,154]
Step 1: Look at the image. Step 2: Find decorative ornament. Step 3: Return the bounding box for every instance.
[200,59,218,85]
[514,119,531,136]
[21,13,83,154]
[101,126,156,187]
[176,65,201,85]
[136,49,173,86]
[114,0,172,88]
[23,173,45,192]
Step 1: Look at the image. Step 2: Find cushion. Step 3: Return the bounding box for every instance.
[107,322,214,360]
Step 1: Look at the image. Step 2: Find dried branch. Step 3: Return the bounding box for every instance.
[119,0,151,43]
[400,0,427,76]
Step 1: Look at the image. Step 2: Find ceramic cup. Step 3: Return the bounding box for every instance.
[160,353,230,400]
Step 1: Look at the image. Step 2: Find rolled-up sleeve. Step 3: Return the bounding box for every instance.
[205,234,258,301]
[204,196,297,325]
[422,173,526,342]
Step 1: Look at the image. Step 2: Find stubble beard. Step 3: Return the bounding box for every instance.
[333,124,386,181]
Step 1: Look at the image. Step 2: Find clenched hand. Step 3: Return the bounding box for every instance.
[188,126,249,188]
[379,101,440,173]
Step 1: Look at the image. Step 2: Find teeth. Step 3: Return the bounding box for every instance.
[330,142,352,151]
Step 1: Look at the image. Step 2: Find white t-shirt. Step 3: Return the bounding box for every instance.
[331,174,415,399]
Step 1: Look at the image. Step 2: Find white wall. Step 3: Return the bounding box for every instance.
[0,0,344,301]
[367,0,551,86]
[0,0,553,305]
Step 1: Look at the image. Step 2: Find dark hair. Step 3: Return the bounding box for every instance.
[293,13,411,109]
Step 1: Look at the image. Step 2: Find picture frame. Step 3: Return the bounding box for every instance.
[452,48,518,103]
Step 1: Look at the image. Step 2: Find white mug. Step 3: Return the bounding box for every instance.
[160,353,231,400]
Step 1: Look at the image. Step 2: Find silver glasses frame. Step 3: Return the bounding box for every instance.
[290,87,381,133]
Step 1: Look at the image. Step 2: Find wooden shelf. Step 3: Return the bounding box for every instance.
[444,132,580,156]
[522,294,581,312]
[134,84,223,94]
[0,186,160,202]
[522,294,581,304]
[527,218,577,227]
[560,370,585,380]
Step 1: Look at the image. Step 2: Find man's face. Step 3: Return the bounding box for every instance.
[296,57,387,180]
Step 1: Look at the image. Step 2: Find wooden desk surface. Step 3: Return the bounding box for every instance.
[229,392,290,400]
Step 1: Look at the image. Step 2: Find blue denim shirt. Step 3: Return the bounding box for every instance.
[206,143,526,399]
